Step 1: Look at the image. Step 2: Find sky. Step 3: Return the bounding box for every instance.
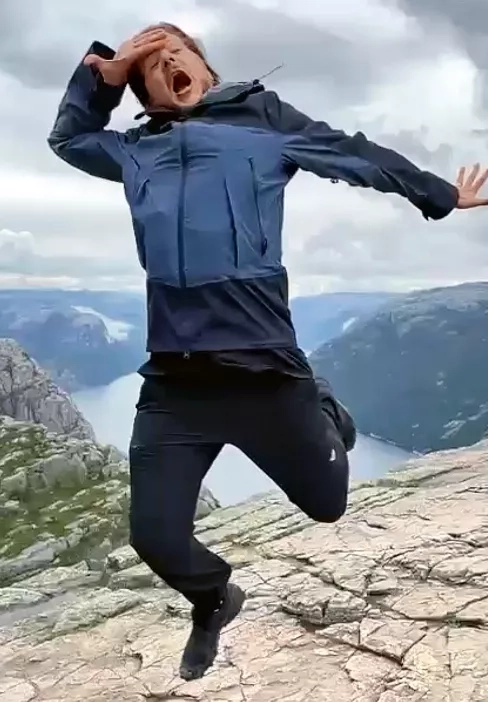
[1,0,488,296]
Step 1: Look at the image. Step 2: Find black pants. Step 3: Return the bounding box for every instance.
[129,374,350,613]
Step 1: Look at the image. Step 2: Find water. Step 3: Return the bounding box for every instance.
[73,373,412,506]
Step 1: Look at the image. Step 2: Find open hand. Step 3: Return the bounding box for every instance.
[83,28,168,86]
[455,164,488,209]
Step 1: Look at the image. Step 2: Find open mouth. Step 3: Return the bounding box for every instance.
[171,70,192,95]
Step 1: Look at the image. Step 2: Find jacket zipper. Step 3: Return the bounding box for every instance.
[249,158,268,254]
[178,123,189,359]
[177,124,188,287]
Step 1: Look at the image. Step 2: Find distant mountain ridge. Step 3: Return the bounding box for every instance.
[289,291,400,352]
[0,289,147,391]
[310,282,488,453]
[0,287,396,391]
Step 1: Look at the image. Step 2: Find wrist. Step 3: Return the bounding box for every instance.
[102,75,127,87]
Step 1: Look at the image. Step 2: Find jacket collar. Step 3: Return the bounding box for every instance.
[134,80,264,121]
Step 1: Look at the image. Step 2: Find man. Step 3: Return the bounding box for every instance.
[48,23,488,681]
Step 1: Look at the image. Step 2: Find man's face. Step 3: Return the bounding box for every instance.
[136,30,214,110]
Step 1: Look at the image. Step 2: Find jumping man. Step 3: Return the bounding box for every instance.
[48,23,488,681]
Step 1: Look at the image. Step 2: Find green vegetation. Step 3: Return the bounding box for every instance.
[0,417,129,562]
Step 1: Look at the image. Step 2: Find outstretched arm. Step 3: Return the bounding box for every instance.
[266,92,460,221]
[48,41,127,182]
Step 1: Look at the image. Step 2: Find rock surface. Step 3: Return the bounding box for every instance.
[0,416,218,585]
[1,441,488,700]
[0,338,94,440]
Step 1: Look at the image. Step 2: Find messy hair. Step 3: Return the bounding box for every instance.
[128,22,220,107]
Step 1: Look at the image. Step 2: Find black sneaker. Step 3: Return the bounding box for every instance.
[179,583,246,681]
[315,376,356,452]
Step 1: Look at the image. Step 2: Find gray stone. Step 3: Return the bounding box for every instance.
[2,499,21,513]
[32,454,87,489]
[106,545,140,572]
[0,338,95,440]
[18,563,101,595]
[109,563,157,590]
[0,586,47,611]
[195,484,220,519]
[52,588,143,635]
[0,471,27,498]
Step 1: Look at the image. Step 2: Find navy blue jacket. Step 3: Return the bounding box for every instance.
[48,41,459,354]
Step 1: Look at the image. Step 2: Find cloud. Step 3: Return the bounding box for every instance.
[395,0,488,110]
[0,227,143,290]
[0,0,487,294]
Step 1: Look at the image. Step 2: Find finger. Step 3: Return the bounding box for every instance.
[132,25,166,39]
[474,197,488,207]
[132,29,167,46]
[473,167,488,193]
[132,39,168,60]
[456,166,465,188]
[465,162,480,188]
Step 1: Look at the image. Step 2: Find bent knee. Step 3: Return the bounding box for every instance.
[307,503,348,524]
[302,490,348,524]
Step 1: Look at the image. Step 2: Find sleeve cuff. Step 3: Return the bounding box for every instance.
[83,41,125,112]
[86,40,116,61]
[421,180,459,221]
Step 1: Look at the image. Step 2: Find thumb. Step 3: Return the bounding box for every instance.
[83,53,104,69]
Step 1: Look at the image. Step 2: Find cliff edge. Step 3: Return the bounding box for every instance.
[1,441,487,700]
[0,338,94,440]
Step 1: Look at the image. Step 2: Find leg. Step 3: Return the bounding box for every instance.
[129,378,246,681]
[314,376,357,453]
[230,376,350,522]
[129,403,229,611]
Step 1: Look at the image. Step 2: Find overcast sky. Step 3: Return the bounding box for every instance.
[1,0,487,295]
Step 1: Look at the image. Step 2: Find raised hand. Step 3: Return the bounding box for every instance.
[455,164,488,209]
[83,28,168,86]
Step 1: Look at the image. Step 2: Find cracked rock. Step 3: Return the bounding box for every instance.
[1,440,488,700]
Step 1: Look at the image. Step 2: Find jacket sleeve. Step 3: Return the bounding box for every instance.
[47,42,127,182]
[265,91,458,221]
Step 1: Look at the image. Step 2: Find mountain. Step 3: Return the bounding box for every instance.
[1,440,487,699]
[290,291,400,353]
[0,288,147,391]
[0,338,94,440]
[0,288,398,391]
[310,282,488,453]
[0,341,219,584]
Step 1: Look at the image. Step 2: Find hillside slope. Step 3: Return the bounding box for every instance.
[0,415,219,585]
[290,290,398,352]
[310,282,488,452]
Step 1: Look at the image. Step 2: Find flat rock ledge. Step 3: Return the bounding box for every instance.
[2,441,488,701]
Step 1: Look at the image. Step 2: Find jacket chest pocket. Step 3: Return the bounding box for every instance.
[222,156,268,268]
[123,155,149,208]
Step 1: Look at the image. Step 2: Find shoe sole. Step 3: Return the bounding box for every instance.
[179,584,246,681]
